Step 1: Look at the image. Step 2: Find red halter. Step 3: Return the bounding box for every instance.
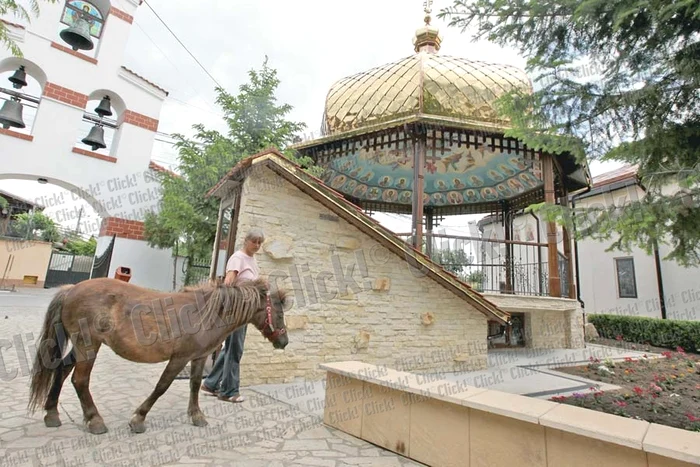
[262,294,286,340]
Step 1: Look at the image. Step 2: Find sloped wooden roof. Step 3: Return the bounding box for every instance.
[208,148,511,325]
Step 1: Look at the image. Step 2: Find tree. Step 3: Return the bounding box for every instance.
[9,211,60,242]
[63,236,97,256]
[430,247,473,279]
[1,0,57,56]
[439,1,700,266]
[144,58,319,262]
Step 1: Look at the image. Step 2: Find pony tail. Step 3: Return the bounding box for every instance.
[27,285,72,414]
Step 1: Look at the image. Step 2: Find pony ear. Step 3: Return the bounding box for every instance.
[276,288,288,305]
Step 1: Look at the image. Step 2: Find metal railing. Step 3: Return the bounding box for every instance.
[397,232,571,298]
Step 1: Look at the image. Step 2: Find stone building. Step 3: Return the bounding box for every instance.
[207,149,511,385]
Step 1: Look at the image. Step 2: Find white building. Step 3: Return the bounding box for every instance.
[573,166,699,322]
[481,165,699,322]
[1,0,184,291]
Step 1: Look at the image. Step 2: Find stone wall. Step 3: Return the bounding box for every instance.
[483,293,585,349]
[232,165,489,386]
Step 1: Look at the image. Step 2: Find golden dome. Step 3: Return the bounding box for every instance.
[321,22,533,137]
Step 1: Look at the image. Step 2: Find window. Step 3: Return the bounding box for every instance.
[60,1,106,40]
[615,257,637,298]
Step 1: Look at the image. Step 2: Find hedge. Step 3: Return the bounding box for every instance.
[588,314,700,353]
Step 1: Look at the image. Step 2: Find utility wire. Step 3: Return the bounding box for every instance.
[141,0,225,91]
[132,20,225,117]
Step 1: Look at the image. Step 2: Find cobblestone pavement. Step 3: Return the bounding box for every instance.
[0,288,425,467]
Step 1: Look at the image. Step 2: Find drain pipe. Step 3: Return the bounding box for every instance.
[634,181,667,319]
[529,211,543,295]
[569,184,592,349]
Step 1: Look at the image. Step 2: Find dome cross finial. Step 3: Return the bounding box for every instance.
[414,0,441,53]
[423,0,433,25]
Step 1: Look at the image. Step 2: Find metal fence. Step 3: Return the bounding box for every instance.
[399,232,571,298]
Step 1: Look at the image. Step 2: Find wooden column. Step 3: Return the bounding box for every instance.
[425,208,434,259]
[542,154,561,297]
[209,199,226,282]
[411,127,426,251]
[227,186,242,260]
[504,207,513,294]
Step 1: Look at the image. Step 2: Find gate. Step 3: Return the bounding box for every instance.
[91,234,115,279]
[44,251,94,288]
[185,256,211,286]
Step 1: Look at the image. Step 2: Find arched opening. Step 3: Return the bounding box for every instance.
[75,90,126,156]
[0,175,108,288]
[0,58,48,136]
[55,0,112,59]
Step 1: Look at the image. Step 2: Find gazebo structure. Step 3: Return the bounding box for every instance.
[290,5,591,301]
[207,6,590,362]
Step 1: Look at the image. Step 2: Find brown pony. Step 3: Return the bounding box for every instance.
[27,277,288,435]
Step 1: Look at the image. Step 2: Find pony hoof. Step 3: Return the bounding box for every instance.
[87,419,108,435]
[190,415,208,427]
[129,416,146,434]
[44,414,62,428]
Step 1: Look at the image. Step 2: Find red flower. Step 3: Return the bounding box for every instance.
[676,346,686,354]
[662,351,673,359]
[550,396,567,402]
[616,335,624,341]
[686,413,700,422]
[633,386,644,396]
[624,357,634,363]
[614,400,628,408]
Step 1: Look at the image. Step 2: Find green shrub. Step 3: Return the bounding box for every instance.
[588,314,700,353]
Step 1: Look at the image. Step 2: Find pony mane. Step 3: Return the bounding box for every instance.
[185,279,268,327]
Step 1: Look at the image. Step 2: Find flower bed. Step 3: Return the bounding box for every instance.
[553,346,700,432]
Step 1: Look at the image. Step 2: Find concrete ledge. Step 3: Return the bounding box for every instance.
[320,361,700,467]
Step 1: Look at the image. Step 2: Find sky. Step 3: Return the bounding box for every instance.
[1,0,624,237]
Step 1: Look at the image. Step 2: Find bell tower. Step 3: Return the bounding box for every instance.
[0,0,181,292]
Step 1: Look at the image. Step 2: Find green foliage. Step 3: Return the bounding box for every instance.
[588,314,700,353]
[430,247,472,278]
[0,195,8,210]
[439,0,700,266]
[9,211,60,242]
[144,58,319,259]
[1,0,57,56]
[63,236,96,256]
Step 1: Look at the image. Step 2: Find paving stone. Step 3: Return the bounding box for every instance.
[0,430,24,442]
[295,426,333,439]
[281,440,329,451]
[360,448,383,457]
[311,450,346,457]
[330,444,359,456]
[6,436,51,448]
[295,458,337,467]
[0,417,36,428]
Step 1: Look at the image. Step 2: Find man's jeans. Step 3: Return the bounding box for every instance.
[203,325,247,397]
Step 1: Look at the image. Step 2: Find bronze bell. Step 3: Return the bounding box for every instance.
[82,124,106,151]
[0,98,26,129]
[94,95,112,117]
[8,66,28,89]
[59,17,94,51]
